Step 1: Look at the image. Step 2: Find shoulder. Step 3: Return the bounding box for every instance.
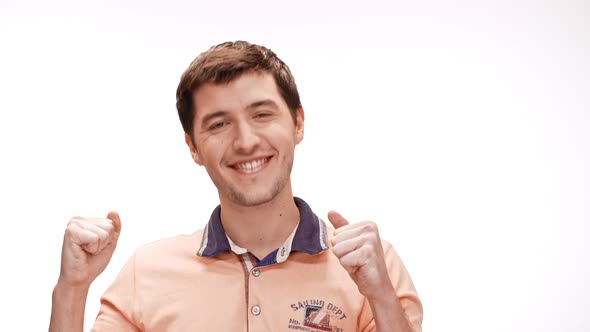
[132,230,205,266]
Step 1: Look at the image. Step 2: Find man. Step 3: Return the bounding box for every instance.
[49,41,423,332]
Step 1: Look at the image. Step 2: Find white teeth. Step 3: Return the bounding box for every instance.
[235,158,267,172]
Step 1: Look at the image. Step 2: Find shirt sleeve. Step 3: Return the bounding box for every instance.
[359,241,423,332]
[90,253,142,332]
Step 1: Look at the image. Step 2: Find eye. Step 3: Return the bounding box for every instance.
[254,112,272,119]
[209,121,228,130]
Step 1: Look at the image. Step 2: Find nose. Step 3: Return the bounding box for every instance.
[232,122,261,154]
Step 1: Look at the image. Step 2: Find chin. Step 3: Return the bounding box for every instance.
[225,182,285,207]
[230,191,276,207]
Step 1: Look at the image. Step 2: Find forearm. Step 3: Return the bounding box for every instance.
[368,285,413,332]
[49,282,89,332]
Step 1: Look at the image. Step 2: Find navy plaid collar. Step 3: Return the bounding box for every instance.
[197,197,329,257]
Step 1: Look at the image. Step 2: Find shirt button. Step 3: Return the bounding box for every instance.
[251,305,261,316]
[252,268,261,277]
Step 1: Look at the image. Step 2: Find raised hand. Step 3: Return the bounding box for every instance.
[58,211,122,288]
[328,210,393,299]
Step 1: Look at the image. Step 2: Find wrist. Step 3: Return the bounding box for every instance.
[50,280,89,332]
[366,283,396,306]
[363,275,396,300]
[53,279,90,301]
[366,285,414,332]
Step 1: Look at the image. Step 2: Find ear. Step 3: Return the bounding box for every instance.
[185,133,203,166]
[295,107,305,144]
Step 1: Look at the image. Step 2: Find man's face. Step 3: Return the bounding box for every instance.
[186,71,304,207]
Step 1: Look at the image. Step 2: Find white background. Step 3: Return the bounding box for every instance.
[1,0,589,331]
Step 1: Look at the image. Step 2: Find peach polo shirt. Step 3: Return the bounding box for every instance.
[91,197,423,331]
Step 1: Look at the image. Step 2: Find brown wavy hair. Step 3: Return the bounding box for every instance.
[176,41,302,139]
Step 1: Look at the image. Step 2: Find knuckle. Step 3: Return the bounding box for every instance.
[84,243,98,254]
[100,231,111,242]
[64,224,78,237]
[360,246,373,259]
[98,218,111,225]
[359,222,371,232]
[360,221,379,235]
[88,232,99,242]
[69,216,84,224]
[96,232,106,242]
[360,233,373,243]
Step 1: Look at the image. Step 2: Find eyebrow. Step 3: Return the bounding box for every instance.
[246,99,279,110]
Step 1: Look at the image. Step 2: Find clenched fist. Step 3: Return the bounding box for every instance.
[58,211,122,288]
[328,210,393,300]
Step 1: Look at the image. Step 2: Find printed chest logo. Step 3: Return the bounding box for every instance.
[288,299,347,332]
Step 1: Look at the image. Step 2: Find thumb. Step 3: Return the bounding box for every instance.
[328,210,349,229]
[107,211,122,240]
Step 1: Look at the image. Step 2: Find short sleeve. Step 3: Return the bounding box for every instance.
[358,241,423,332]
[90,254,142,332]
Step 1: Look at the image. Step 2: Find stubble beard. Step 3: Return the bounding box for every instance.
[221,155,294,207]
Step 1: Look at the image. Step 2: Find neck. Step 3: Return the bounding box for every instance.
[219,186,299,259]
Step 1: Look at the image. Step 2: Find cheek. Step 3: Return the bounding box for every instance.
[267,123,297,141]
[199,138,225,164]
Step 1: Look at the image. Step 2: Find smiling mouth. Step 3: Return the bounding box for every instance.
[231,157,271,174]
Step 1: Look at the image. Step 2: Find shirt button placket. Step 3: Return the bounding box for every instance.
[251,305,261,316]
[252,268,261,277]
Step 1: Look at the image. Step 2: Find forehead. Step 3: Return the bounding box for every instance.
[192,71,286,120]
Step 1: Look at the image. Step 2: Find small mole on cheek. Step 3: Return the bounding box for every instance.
[279,213,283,217]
